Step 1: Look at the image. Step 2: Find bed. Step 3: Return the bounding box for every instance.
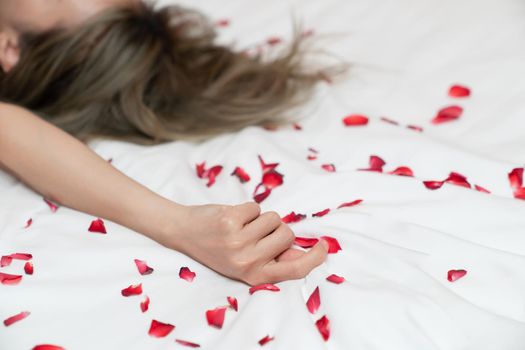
[1,0,525,349]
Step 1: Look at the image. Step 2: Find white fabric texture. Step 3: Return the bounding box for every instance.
[1,0,525,349]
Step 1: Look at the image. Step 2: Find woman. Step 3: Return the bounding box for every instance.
[0,0,331,286]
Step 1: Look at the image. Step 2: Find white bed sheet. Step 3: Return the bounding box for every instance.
[1,0,525,349]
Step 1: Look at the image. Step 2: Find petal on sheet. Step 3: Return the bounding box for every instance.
[423,180,444,190]
[3,311,30,327]
[179,267,196,282]
[474,185,491,194]
[140,295,150,313]
[407,125,424,132]
[320,236,342,254]
[293,123,303,131]
[447,269,467,282]
[134,259,154,276]
[227,296,238,311]
[306,287,321,314]
[262,171,284,189]
[315,315,331,341]
[358,155,385,172]
[25,218,33,229]
[249,283,280,295]
[448,84,471,98]
[380,117,399,125]
[0,272,22,285]
[258,156,279,174]
[514,187,525,200]
[88,218,107,234]
[231,167,251,183]
[281,211,307,224]
[196,162,207,178]
[175,339,201,348]
[253,188,272,204]
[326,274,346,284]
[446,172,471,188]
[321,164,336,173]
[432,105,463,124]
[307,155,318,161]
[121,283,142,297]
[312,209,331,218]
[206,166,223,187]
[0,256,12,267]
[32,345,65,350]
[214,19,230,27]
[148,319,175,337]
[337,199,363,209]
[294,237,319,248]
[258,335,275,346]
[43,198,59,213]
[10,253,33,260]
[388,166,414,177]
[206,307,227,329]
[24,262,34,275]
[508,168,523,189]
[267,36,283,46]
[343,114,369,126]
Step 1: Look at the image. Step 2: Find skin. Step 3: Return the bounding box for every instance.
[0,1,329,285]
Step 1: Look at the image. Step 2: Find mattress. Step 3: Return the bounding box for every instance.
[1,0,525,349]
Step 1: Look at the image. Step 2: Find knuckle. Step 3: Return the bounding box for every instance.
[266,211,282,225]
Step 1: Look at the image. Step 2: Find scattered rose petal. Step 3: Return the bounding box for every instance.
[294,237,319,248]
[321,164,336,173]
[258,335,275,346]
[215,19,230,27]
[337,199,363,209]
[88,218,107,234]
[388,166,414,177]
[253,188,272,203]
[196,162,207,178]
[258,156,279,174]
[508,168,523,189]
[315,315,330,341]
[407,125,424,132]
[249,283,280,295]
[432,105,463,124]
[423,180,444,190]
[445,172,471,188]
[308,148,319,154]
[10,253,32,260]
[25,218,33,229]
[306,287,321,314]
[196,162,223,187]
[206,307,227,329]
[343,114,369,126]
[176,339,201,348]
[32,345,65,350]
[134,259,154,275]
[0,272,22,285]
[267,37,282,46]
[179,267,196,282]
[121,283,142,297]
[148,319,175,338]
[293,123,303,131]
[262,171,284,189]
[43,198,59,213]
[447,269,467,282]
[3,311,30,327]
[359,155,386,172]
[1,256,12,267]
[514,187,525,200]
[281,211,306,224]
[307,155,318,161]
[380,117,399,125]
[24,262,34,275]
[227,296,238,311]
[320,236,341,254]
[312,209,330,218]
[448,84,471,98]
[474,185,491,194]
[326,274,345,284]
[231,167,251,183]
[140,295,150,313]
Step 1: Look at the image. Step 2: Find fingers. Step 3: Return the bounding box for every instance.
[254,223,295,261]
[243,211,282,240]
[262,240,329,284]
[234,202,261,224]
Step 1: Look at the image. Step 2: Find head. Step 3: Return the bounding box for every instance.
[0,1,339,144]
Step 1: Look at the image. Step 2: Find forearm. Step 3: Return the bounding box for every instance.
[0,103,184,245]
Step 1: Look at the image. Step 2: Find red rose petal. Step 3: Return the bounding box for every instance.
[293,123,303,131]
[227,296,238,311]
[253,188,272,203]
[24,261,34,275]
[320,236,341,254]
[10,253,32,260]
[306,287,321,314]
[380,117,399,125]
[448,84,471,98]
[514,187,525,200]
[388,166,414,177]
[326,274,345,284]
[432,105,463,124]
[196,162,207,178]
[321,164,336,172]
[281,211,306,224]
[262,171,284,189]
[307,155,318,161]
[43,198,59,213]
[32,345,65,350]
[215,19,230,27]
[508,168,523,190]
[231,167,251,183]
[258,335,275,346]
[423,180,444,190]
[148,319,175,338]
[206,307,227,329]
[206,166,223,187]
[3,311,30,327]
[294,237,319,248]
[447,269,467,282]
[312,209,331,218]
[446,172,471,188]
[0,272,22,285]
[474,185,491,194]
[0,256,12,267]
[315,315,330,341]
[308,147,319,154]
[267,36,282,46]
[258,156,279,174]
[175,339,201,348]
[25,218,33,229]
[121,283,142,297]
[359,155,386,172]
[249,283,280,295]
[88,218,107,234]
[343,114,369,126]
[179,267,196,282]
[337,199,363,209]
[140,295,150,313]
[407,125,424,132]
[134,259,154,275]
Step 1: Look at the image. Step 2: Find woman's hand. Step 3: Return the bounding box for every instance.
[161,202,330,286]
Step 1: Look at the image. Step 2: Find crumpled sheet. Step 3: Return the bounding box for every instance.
[1,0,525,349]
